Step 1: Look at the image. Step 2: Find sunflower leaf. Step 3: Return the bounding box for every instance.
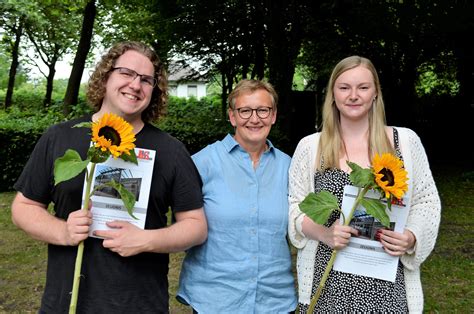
[299,191,339,225]
[120,149,138,165]
[359,198,390,227]
[54,149,90,185]
[348,161,375,188]
[104,179,138,219]
[88,147,110,163]
[73,122,93,129]
[386,195,393,211]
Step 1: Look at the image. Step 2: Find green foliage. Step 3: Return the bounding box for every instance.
[6,83,46,109]
[292,65,312,91]
[359,198,389,227]
[416,61,460,97]
[299,191,339,225]
[205,75,224,97]
[0,106,62,191]
[0,51,28,89]
[104,179,137,218]
[157,95,232,154]
[0,79,88,112]
[53,149,90,185]
[348,161,376,188]
[0,53,10,89]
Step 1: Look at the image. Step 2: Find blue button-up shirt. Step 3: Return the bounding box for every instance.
[178,134,297,314]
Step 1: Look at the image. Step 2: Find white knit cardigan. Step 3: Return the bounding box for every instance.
[288,127,441,313]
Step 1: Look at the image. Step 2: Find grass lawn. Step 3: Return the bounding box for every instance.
[422,167,474,312]
[0,166,472,313]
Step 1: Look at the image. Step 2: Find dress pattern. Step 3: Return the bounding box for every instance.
[298,129,409,313]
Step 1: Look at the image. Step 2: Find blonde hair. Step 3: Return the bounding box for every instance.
[318,56,394,170]
[86,41,168,122]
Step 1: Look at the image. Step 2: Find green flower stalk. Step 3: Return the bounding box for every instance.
[68,163,95,314]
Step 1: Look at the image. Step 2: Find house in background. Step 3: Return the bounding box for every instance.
[168,63,207,99]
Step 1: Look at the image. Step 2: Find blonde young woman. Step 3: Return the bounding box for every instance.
[288,56,441,313]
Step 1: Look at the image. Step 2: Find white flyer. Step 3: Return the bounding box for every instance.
[333,185,410,282]
[81,147,155,238]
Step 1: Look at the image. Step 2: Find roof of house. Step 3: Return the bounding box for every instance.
[168,63,207,83]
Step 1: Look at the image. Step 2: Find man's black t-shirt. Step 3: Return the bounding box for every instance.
[14,115,203,313]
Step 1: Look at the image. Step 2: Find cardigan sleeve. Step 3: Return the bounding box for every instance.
[400,128,441,270]
[288,134,318,249]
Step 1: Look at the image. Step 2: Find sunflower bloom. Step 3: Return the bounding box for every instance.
[372,153,408,199]
[92,113,136,158]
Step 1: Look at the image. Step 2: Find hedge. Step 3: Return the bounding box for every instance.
[0,107,62,192]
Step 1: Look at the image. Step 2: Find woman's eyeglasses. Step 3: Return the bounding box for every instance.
[233,107,273,119]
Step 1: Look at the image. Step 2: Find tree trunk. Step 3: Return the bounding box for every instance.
[63,0,97,116]
[264,0,304,154]
[4,19,23,109]
[221,73,228,120]
[43,61,57,107]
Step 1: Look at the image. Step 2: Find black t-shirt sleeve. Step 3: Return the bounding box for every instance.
[169,141,203,213]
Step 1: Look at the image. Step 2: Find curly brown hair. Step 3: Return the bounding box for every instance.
[86,41,168,122]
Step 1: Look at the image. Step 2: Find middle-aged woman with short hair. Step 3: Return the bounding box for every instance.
[177,79,297,313]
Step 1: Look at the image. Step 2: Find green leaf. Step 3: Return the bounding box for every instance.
[348,161,375,188]
[88,146,110,163]
[73,122,92,129]
[54,149,90,185]
[359,198,390,227]
[104,179,138,219]
[120,149,138,165]
[386,195,393,211]
[299,191,339,225]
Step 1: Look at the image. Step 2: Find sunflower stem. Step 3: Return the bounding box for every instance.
[307,186,370,313]
[69,163,96,314]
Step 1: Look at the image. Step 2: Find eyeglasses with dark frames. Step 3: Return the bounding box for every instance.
[111,67,157,87]
[234,107,273,119]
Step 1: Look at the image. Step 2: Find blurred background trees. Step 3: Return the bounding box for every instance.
[1,0,473,164]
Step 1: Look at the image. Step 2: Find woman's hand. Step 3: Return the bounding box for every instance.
[321,219,360,250]
[379,229,416,256]
[302,217,359,250]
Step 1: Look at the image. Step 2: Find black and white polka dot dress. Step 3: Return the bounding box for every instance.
[298,129,409,313]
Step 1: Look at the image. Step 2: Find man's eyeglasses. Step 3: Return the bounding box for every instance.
[233,107,273,119]
[111,67,157,87]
